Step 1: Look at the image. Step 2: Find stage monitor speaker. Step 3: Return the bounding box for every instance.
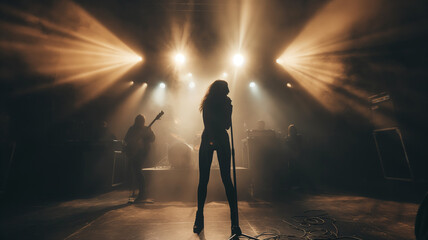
[373,127,413,181]
[111,150,126,187]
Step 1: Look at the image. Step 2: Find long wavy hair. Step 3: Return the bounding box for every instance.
[200,80,229,112]
[134,114,145,127]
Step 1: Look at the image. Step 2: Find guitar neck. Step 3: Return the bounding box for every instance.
[148,119,157,128]
[147,111,163,128]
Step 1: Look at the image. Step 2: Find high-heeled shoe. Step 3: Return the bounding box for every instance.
[193,211,204,234]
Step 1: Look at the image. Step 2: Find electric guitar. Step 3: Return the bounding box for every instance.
[125,111,164,158]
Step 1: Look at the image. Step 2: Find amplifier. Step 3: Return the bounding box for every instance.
[373,127,413,181]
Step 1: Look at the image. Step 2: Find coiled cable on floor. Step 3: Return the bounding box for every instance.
[248,210,363,240]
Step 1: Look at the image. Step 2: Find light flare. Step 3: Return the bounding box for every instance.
[0,1,142,105]
[109,83,148,139]
[232,54,244,67]
[174,53,186,65]
[278,0,385,114]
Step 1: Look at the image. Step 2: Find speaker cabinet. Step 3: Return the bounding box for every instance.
[373,127,413,181]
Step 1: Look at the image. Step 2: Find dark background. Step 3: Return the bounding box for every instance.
[1,0,427,201]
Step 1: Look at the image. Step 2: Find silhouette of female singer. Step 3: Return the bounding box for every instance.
[193,80,241,236]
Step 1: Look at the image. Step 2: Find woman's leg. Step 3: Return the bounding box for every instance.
[197,139,214,212]
[194,138,214,233]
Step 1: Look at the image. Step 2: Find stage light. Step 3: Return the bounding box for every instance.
[222,72,228,78]
[249,81,259,95]
[130,81,134,85]
[174,53,186,65]
[276,58,282,64]
[160,82,166,89]
[232,54,244,67]
[187,72,192,77]
[119,55,143,64]
[0,1,143,106]
[276,0,389,114]
[109,80,148,139]
[189,81,195,89]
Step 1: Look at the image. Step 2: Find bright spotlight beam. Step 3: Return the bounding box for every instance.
[109,82,148,140]
[174,53,186,65]
[232,54,244,67]
[0,2,143,105]
[277,0,386,114]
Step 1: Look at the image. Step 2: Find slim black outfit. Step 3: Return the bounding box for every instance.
[196,96,238,226]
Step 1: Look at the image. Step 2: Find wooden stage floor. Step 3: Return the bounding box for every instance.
[0,190,419,240]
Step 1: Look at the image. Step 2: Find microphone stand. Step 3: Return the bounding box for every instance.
[228,122,259,240]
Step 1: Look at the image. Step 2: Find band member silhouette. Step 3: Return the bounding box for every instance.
[193,80,241,236]
[124,114,155,202]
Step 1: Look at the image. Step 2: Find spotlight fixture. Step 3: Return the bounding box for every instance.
[222,72,228,78]
[232,54,244,67]
[130,81,134,85]
[276,58,282,64]
[174,53,186,65]
[249,82,256,88]
[160,82,166,89]
[189,81,195,89]
[286,82,292,88]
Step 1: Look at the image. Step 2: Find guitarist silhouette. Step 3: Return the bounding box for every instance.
[124,112,163,202]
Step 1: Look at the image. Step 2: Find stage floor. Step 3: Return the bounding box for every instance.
[1,190,418,240]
